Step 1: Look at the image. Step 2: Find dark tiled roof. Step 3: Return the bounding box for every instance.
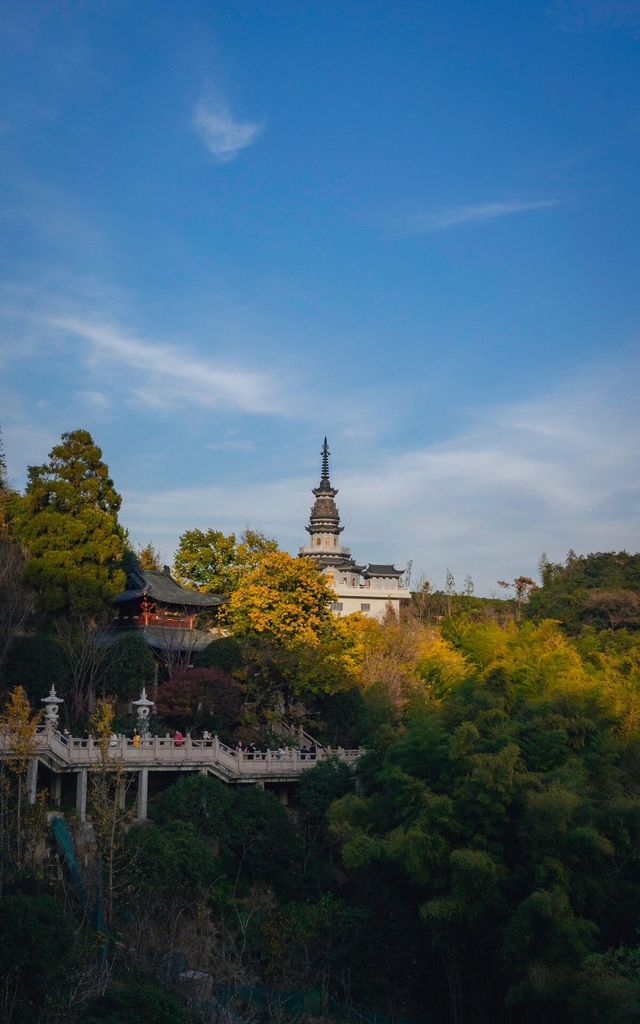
[115,568,224,608]
[327,561,365,574]
[363,563,403,578]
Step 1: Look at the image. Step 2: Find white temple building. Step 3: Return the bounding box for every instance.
[298,439,411,621]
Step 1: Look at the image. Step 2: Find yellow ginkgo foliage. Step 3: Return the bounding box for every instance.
[0,686,41,771]
[227,551,335,647]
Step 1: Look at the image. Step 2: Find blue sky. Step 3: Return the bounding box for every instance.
[1,0,639,594]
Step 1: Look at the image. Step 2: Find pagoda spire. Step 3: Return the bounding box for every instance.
[320,437,330,485]
[300,437,352,564]
[313,436,337,497]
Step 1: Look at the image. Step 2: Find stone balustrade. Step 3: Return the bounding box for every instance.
[33,728,361,774]
[0,726,363,823]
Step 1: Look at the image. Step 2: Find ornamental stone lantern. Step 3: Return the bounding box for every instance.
[41,684,64,727]
[132,687,154,736]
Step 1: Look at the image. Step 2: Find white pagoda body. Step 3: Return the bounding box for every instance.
[298,439,411,621]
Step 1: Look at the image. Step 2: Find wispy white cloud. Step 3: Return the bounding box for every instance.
[76,389,110,411]
[193,102,263,163]
[121,358,640,595]
[391,199,560,235]
[46,315,288,416]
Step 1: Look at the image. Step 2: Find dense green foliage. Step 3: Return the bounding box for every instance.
[330,620,640,1023]
[149,774,302,893]
[11,430,126,615]
[103,632,157,701]
[528,551,640,633]
[173,527,279,595]
[1,429,639,1024]
[196,635,244,671]
[127,820,221,900]
[4,608,640,1023]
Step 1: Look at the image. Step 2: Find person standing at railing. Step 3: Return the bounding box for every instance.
[133,731,141,749]
[202,729,212,745]
[174,730,185,747]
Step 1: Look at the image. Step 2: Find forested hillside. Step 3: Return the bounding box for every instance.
[2,430,640,1023]
[3,616,640,1023]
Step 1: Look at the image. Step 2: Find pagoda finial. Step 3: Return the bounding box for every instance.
[321,437,330,483]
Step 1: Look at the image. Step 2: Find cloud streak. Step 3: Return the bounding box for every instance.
[193,102,263,163]
[46,316,287,415]
[392,199,560,235]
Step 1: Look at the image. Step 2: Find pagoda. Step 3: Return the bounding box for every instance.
[299,439,411,620]
[300,438,356,569]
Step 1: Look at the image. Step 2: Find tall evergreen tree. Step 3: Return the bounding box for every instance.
[13,430,126,616]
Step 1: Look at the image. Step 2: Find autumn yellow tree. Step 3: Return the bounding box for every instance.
[0,687,43,886]
[228,552,334,646]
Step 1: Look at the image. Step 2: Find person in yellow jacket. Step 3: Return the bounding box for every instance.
[133,731,141,749]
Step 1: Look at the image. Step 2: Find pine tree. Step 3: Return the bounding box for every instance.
[13,430,126,616]
[137,542,162,570]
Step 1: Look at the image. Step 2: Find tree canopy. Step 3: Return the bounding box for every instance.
[528,551,640,632]
[11,430,126,616]
[227,550,334,645]
[173,526,279,595]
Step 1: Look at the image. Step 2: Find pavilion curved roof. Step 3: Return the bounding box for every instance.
[115,567,224,608]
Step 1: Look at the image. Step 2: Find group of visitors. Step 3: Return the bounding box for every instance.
[235,739,317,760]
[59,725,320,761]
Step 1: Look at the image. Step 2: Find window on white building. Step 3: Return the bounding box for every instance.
[361,603,370,612]
[330,601,343,612]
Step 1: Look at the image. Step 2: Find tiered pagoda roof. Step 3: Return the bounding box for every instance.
[301,439,405,582]
[306,437,344,538]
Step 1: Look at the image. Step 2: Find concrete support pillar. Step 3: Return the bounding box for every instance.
[76,768,88,822]
[278,784,289,806]
[116,777,126,811]
[137,768,149,821]
[51,773,62,807]
[27,758,38,805]
[255,780,265,790]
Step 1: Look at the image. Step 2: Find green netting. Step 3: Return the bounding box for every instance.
[51,816,87,903]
